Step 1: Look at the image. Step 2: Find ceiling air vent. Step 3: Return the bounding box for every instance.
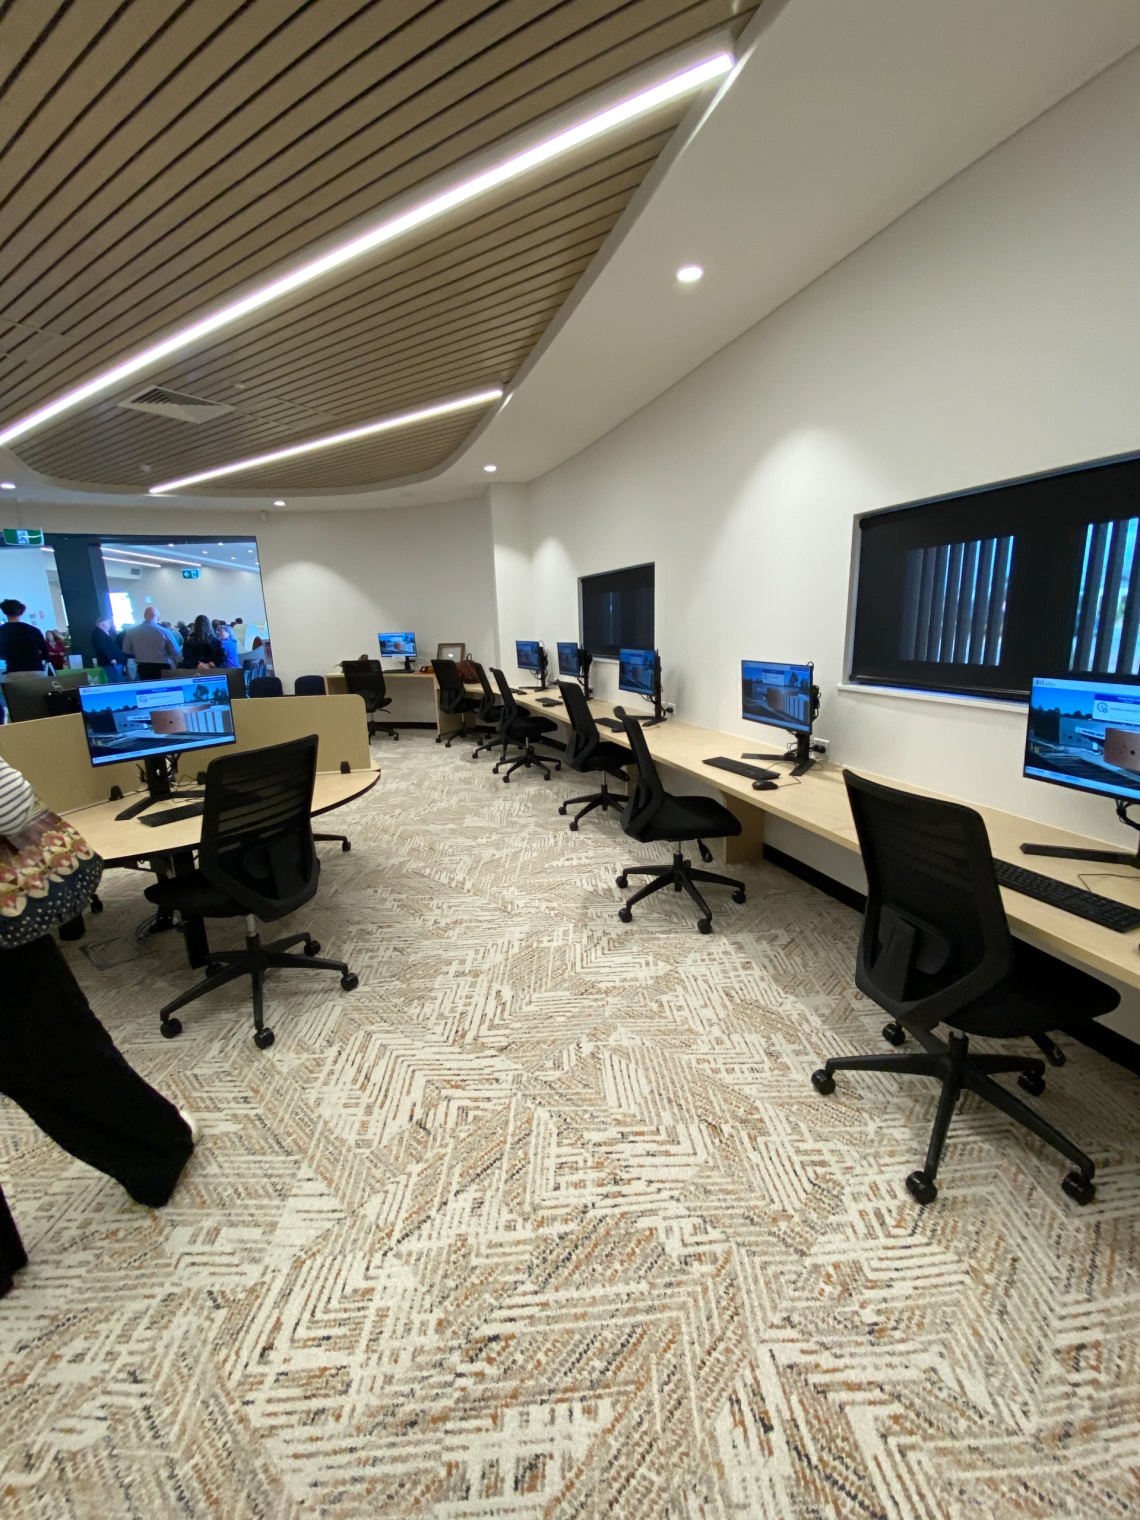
[118,387,235,425]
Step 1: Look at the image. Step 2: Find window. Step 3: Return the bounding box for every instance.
[580,562,654,658]
[849,451,1140,700]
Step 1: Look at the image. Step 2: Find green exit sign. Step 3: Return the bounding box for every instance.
[182,567,200,579]
[3,527,44,547]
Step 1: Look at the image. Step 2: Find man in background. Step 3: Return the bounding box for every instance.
[121,606,179,679]
[91,616,123,681]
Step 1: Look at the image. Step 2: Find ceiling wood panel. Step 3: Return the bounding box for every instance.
[3,0,760,490]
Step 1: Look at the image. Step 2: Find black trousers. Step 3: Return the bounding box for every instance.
[0,936,194,1223]
[135,662,167,680]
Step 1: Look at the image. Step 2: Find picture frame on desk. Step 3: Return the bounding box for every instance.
[436,642,465,661]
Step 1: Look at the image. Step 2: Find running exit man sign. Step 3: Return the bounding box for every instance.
[3,527,44,546]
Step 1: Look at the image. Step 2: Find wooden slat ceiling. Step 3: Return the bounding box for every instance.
[2,0,760,492]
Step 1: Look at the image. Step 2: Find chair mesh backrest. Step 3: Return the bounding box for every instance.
[432,658,467,715]
[559,681,599,769]
[473,663,500,721]
[248,675,283,698]
[199,735,320,921]
[490,667,520,723]
[844,770,1013,1023]
[341,661,386,709]
[293,674,326,695]
[616,707,666,838]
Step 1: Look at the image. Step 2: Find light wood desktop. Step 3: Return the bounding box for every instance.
[513,687,1140,998]
[324,669,462,736]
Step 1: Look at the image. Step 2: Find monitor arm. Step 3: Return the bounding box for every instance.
[580,650,592,701]
[641,651,667,727]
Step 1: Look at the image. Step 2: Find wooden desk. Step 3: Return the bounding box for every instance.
[325,669,458,734]
[513,689,1140,997]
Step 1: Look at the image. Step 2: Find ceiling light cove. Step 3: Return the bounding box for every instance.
[676,264,704,283]
[0,482,15,489]
[150,387,503,493]
[0,48,733,451]
[273,500,285,506]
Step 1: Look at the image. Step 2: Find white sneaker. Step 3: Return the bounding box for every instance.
[178,1108,201,1146]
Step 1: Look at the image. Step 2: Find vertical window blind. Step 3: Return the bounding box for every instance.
[1070,517,1140,676]
[899,535,1013,667]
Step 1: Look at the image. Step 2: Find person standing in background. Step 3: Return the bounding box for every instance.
[179,614,223,669]
[160,620,183,659]
[216,623,240,669]
[121,606,179,679]
[44,630,67,670]
[0,599,48,673]
[91,617,123,681]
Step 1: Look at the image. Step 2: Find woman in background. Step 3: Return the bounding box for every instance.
[179,613,223,670]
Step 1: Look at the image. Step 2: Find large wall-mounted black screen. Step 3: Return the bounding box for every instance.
[849,450,1140,700]
[580,562,654,660]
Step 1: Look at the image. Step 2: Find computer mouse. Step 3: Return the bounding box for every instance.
[752,779,779,791]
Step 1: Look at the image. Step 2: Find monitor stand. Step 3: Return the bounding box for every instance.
[743,733,815,776]
[1022,797,1140,867]
[115,754,199,820]
[403,656,414,672]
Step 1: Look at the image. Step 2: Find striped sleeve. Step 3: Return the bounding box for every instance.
[0,756,39,836]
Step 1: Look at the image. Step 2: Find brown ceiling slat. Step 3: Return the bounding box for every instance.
[3,0,716,380]
[0,0,73,97]
[0,0,125,156]
[7,1,762,490]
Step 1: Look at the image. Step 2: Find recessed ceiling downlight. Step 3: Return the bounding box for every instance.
[676,264,704,284]
[483,464,497,473]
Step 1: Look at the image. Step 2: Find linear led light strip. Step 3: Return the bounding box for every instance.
[150,387,503,492]
[0,49,733,450]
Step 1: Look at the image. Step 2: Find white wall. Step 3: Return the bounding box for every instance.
[518,45,1140,854]
[115,561,267,633]
[0,547,57,636]
[26,496,496,690]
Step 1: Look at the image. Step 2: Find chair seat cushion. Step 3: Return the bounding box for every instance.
[511,713,557,738]
[952,939,1120,1038]
[637,794,743,843]
[145,870,247,919]
[582,741,630,776]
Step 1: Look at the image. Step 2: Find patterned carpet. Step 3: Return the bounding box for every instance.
[2,735,1139,1520]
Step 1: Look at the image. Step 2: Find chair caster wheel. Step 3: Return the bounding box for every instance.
[160,1018,182,1039]
[568,820,578,831]
[1061,1170,1095,1205]
[615,874,628,889]
[304,940,321,956]
[1017,1071,1046,1097]
[882,1022,906,1047]
[731,890,746,904]
[697,918,712,934]
[341,839,351,852]
[341,972,359,992]
[905,1170,938,1205]
[618,907,633,923]
[503,775,510,783]
[811,1069,835,1095]
[254,1028,275,1050]
[558,804,567,815]
[392,733,400,741]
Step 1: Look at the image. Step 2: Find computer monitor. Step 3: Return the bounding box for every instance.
[378,632,416,670]
[618,648,665,724]
[79,674,235,811]
[557,641,580,677]
[516,639,541,674]
[741,660,818,772]
[1021,675,1140,864]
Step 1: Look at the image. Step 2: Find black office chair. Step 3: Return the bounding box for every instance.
[557,680,628,829]
[294,674,326,695]
[341,659,397,741]
[249,675,284,698]
[0,1185,26,1299]
[469,662,510,759]
[433,658,480,747]
[490,668,562,782]
[143,735,358,1049]
[811,771,1120,1205]
[615,706,745,933]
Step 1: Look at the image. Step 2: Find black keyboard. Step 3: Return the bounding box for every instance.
[993,859,1140,932]
[536,698,560,707]
[703,755,780,784]
[596,717,625,731]
[139,802,205,828]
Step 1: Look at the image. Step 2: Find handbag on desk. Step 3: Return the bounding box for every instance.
[0,807,104,949]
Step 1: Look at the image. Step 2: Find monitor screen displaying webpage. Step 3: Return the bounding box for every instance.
[79,675,235,767]
[378,632,416,658]
[1025,675,1140,803]
[741,661,813,735]
[618,647,656,697]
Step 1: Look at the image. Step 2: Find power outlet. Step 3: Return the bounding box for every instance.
[811,737,830,756]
